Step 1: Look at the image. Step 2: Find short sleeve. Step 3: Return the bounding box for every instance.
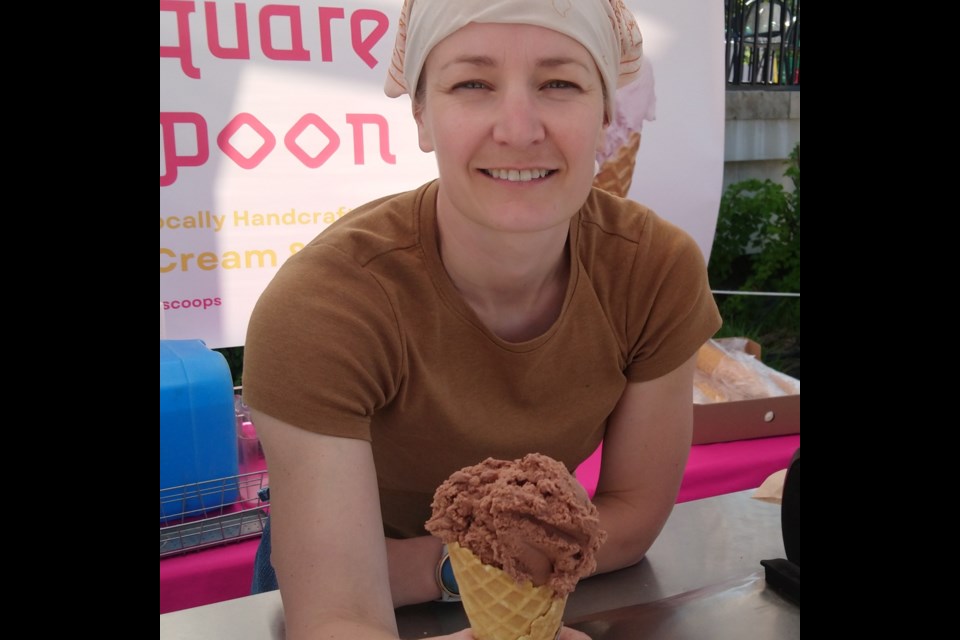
[623,216,722,382]
[242,244,403,441]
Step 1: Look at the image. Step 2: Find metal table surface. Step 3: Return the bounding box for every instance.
[159,490,798,639]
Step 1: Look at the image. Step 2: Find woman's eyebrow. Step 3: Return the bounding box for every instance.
[440,55,496,70]
[536,56,591,72]
[440,55,590,72]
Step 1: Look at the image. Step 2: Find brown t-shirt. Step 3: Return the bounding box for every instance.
[243,181,721,537]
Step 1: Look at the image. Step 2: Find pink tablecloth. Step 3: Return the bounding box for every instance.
[160,434,800,614]
[573,434,800,503]
[160,538,261,615]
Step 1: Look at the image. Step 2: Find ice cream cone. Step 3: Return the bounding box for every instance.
[593,131,642,198]
[448,542,566,640]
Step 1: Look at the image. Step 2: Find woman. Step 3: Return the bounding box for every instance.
[243,1,721,638]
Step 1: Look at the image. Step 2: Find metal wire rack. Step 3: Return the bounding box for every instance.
[160,470,270,558]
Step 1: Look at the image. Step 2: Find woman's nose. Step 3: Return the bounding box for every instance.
[491,89,545,147]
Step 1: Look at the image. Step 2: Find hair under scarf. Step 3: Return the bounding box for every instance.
[383,0,644,122]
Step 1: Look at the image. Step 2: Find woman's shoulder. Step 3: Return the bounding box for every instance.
[305,181,435,263]
[578,187,699,259]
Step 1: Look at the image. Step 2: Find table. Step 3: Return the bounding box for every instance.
[159,434,800,614]
[159,489,799,639]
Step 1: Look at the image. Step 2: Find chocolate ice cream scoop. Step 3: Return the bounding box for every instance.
[426,453,607,597]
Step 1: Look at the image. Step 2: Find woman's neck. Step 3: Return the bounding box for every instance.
[436,205,571,342]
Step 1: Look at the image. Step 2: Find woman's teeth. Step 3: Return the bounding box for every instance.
[484,168,551,182]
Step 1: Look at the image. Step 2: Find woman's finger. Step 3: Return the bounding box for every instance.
[558,625,591,640]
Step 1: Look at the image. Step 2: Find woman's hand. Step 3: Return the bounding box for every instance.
[559,626,591,640]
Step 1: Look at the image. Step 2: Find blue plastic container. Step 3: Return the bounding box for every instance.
[160,340,239,521]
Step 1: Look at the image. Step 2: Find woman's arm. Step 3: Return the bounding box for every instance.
[589,354,697,574]
[386,536,446,606]
[254,409,400,639]
[255,409,583,639]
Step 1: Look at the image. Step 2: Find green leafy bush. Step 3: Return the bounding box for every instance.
[709,143,800,377]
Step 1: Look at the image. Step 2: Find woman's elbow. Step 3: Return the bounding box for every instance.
[613,538,648,569]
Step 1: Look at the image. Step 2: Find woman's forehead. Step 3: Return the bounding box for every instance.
[427,22,596,68]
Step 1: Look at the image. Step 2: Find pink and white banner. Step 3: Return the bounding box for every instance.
[160,0,725,348]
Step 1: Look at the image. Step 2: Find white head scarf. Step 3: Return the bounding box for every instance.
[384,0,644,122]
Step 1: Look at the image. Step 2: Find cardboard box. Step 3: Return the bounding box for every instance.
[692,338,800,445]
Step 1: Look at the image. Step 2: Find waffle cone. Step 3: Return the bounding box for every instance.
[447,542,566,640]
[593,131,642,198]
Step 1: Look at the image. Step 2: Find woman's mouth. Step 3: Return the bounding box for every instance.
[481,168,555,182]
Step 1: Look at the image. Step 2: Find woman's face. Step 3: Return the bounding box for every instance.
[414,22,607,235]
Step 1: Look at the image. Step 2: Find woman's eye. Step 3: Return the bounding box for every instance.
[544,80,579,90]
[454,81,487,90]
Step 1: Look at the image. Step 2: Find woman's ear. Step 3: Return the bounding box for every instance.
[413,100,435,153]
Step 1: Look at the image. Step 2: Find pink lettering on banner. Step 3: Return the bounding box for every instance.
[285,115,340,168]
[345,114,397,164]
[160,111,396,185]
[217,113,277,169]
[317,7,345,62]
[161,297,222,311]
[160,112,210,187]
[161,2,390,78]
[260,4,310,61]
[205,1,251,60]
[160,0,201,79]
[351,9,389,69]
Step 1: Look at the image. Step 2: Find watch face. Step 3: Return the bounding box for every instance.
[436,546,462,602]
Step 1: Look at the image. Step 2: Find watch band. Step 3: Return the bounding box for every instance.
[435,543,461,602]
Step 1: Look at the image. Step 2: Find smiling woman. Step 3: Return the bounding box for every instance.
[240,2,721,639]
[415,23,606,242]
[410,23,608,344]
